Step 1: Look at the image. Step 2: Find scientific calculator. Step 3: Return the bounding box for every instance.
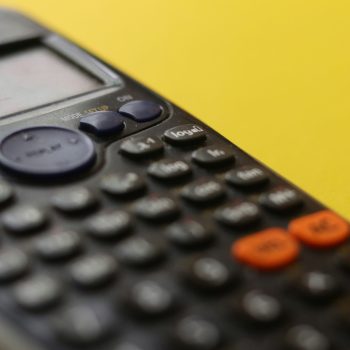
[0,8,349,350]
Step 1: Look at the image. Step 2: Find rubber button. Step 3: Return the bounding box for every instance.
[0,126,96,178]
[118,100,162,122]
[79,111,124,137]
[163,124,206,146]
[120,136,164,158]
[192,145,235,167]
[233,289,283,326]
[232,228,300,271]
[289,210,350,248]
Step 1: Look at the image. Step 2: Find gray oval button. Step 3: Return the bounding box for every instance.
[0,126,96,178]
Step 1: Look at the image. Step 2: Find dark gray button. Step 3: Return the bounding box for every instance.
[181,179,225,205]
[52,303,114,346]
[114,342,147,350]
[260,186,303,212]
[192,145,235,167]
[292,270,340,303]
[125,280,175,317]
[148,159,191,181]
[120,136,163,158]
[51,187,97,214]
[118,100,162,122]
[182,256,237,292]
[0,126,96,178]
[225,165,269,188]
[79,111,125,137]
[100,172,146,197]
[234,290,283,326]
[284,325,331,350]
[167,218,214,248]
[87,210,131,240]
[115,237,165,267]
[14,275,62,311]
[70,254,118,289]
[173,316,221,350]
[215,201,261,228]
[2,205,47,234]
[0,249,30,282]
[35,230,82,262]
[164,124,206,146]
[134,194,180,221]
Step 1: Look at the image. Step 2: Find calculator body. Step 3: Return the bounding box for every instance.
[0,8,349,350]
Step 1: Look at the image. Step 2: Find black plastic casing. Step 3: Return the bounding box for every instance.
[0,8,348,350]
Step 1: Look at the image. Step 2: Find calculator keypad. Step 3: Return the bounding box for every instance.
[0,118,348,350]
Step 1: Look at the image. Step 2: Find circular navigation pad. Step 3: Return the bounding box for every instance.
[0,126,96,178]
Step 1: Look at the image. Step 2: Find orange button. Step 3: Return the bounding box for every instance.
[232,228,300,271]
[289,210,350,248]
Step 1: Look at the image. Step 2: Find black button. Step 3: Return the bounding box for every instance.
[115,237,165,267]
[70,254,118,289]
[13,275,62,311]
[114,342,147,350]
[225,165,269,188]
[100,172,146,198]
[87,210,131,240]
[118,100,162,122]
[35,229,82,262]
[52,303,114,346]
[284,325,331,350]
[215,201,261,228]
[51,187,97,214]
[134,194,180,222]
[182,256,238,292]
[79,111,125,137]
[181,178,225,205]
[233,290,283,326]
[0,249,30,282]
[173,316,222,350]
[120,136,163,158]
[291,269,340,303]
[2,205,47,234]
[124,280,175,317]
[163,124,206,146]
[0,126,96,178]
[192,145,235,167]
[148,159,192,181]
[167,218,215,248]
[260,186,303,212]
[0,181,14,206]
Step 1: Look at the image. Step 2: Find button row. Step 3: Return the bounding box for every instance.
[0,184,301,238]
[232,210,350,271]
[0,186,302,237]
[79,100,163,137]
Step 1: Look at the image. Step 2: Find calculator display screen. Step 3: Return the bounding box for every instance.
[0,45,102,118]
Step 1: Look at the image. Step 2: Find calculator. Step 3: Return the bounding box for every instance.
[0,8,349,350]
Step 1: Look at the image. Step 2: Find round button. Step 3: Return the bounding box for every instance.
[0,126,96,178]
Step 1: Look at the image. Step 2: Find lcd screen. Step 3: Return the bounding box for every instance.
[0,45,102,117]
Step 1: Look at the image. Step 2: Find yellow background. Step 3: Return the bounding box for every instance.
[0,0,349,218]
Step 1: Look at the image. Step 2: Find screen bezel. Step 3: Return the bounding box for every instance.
[0,34,124,123]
